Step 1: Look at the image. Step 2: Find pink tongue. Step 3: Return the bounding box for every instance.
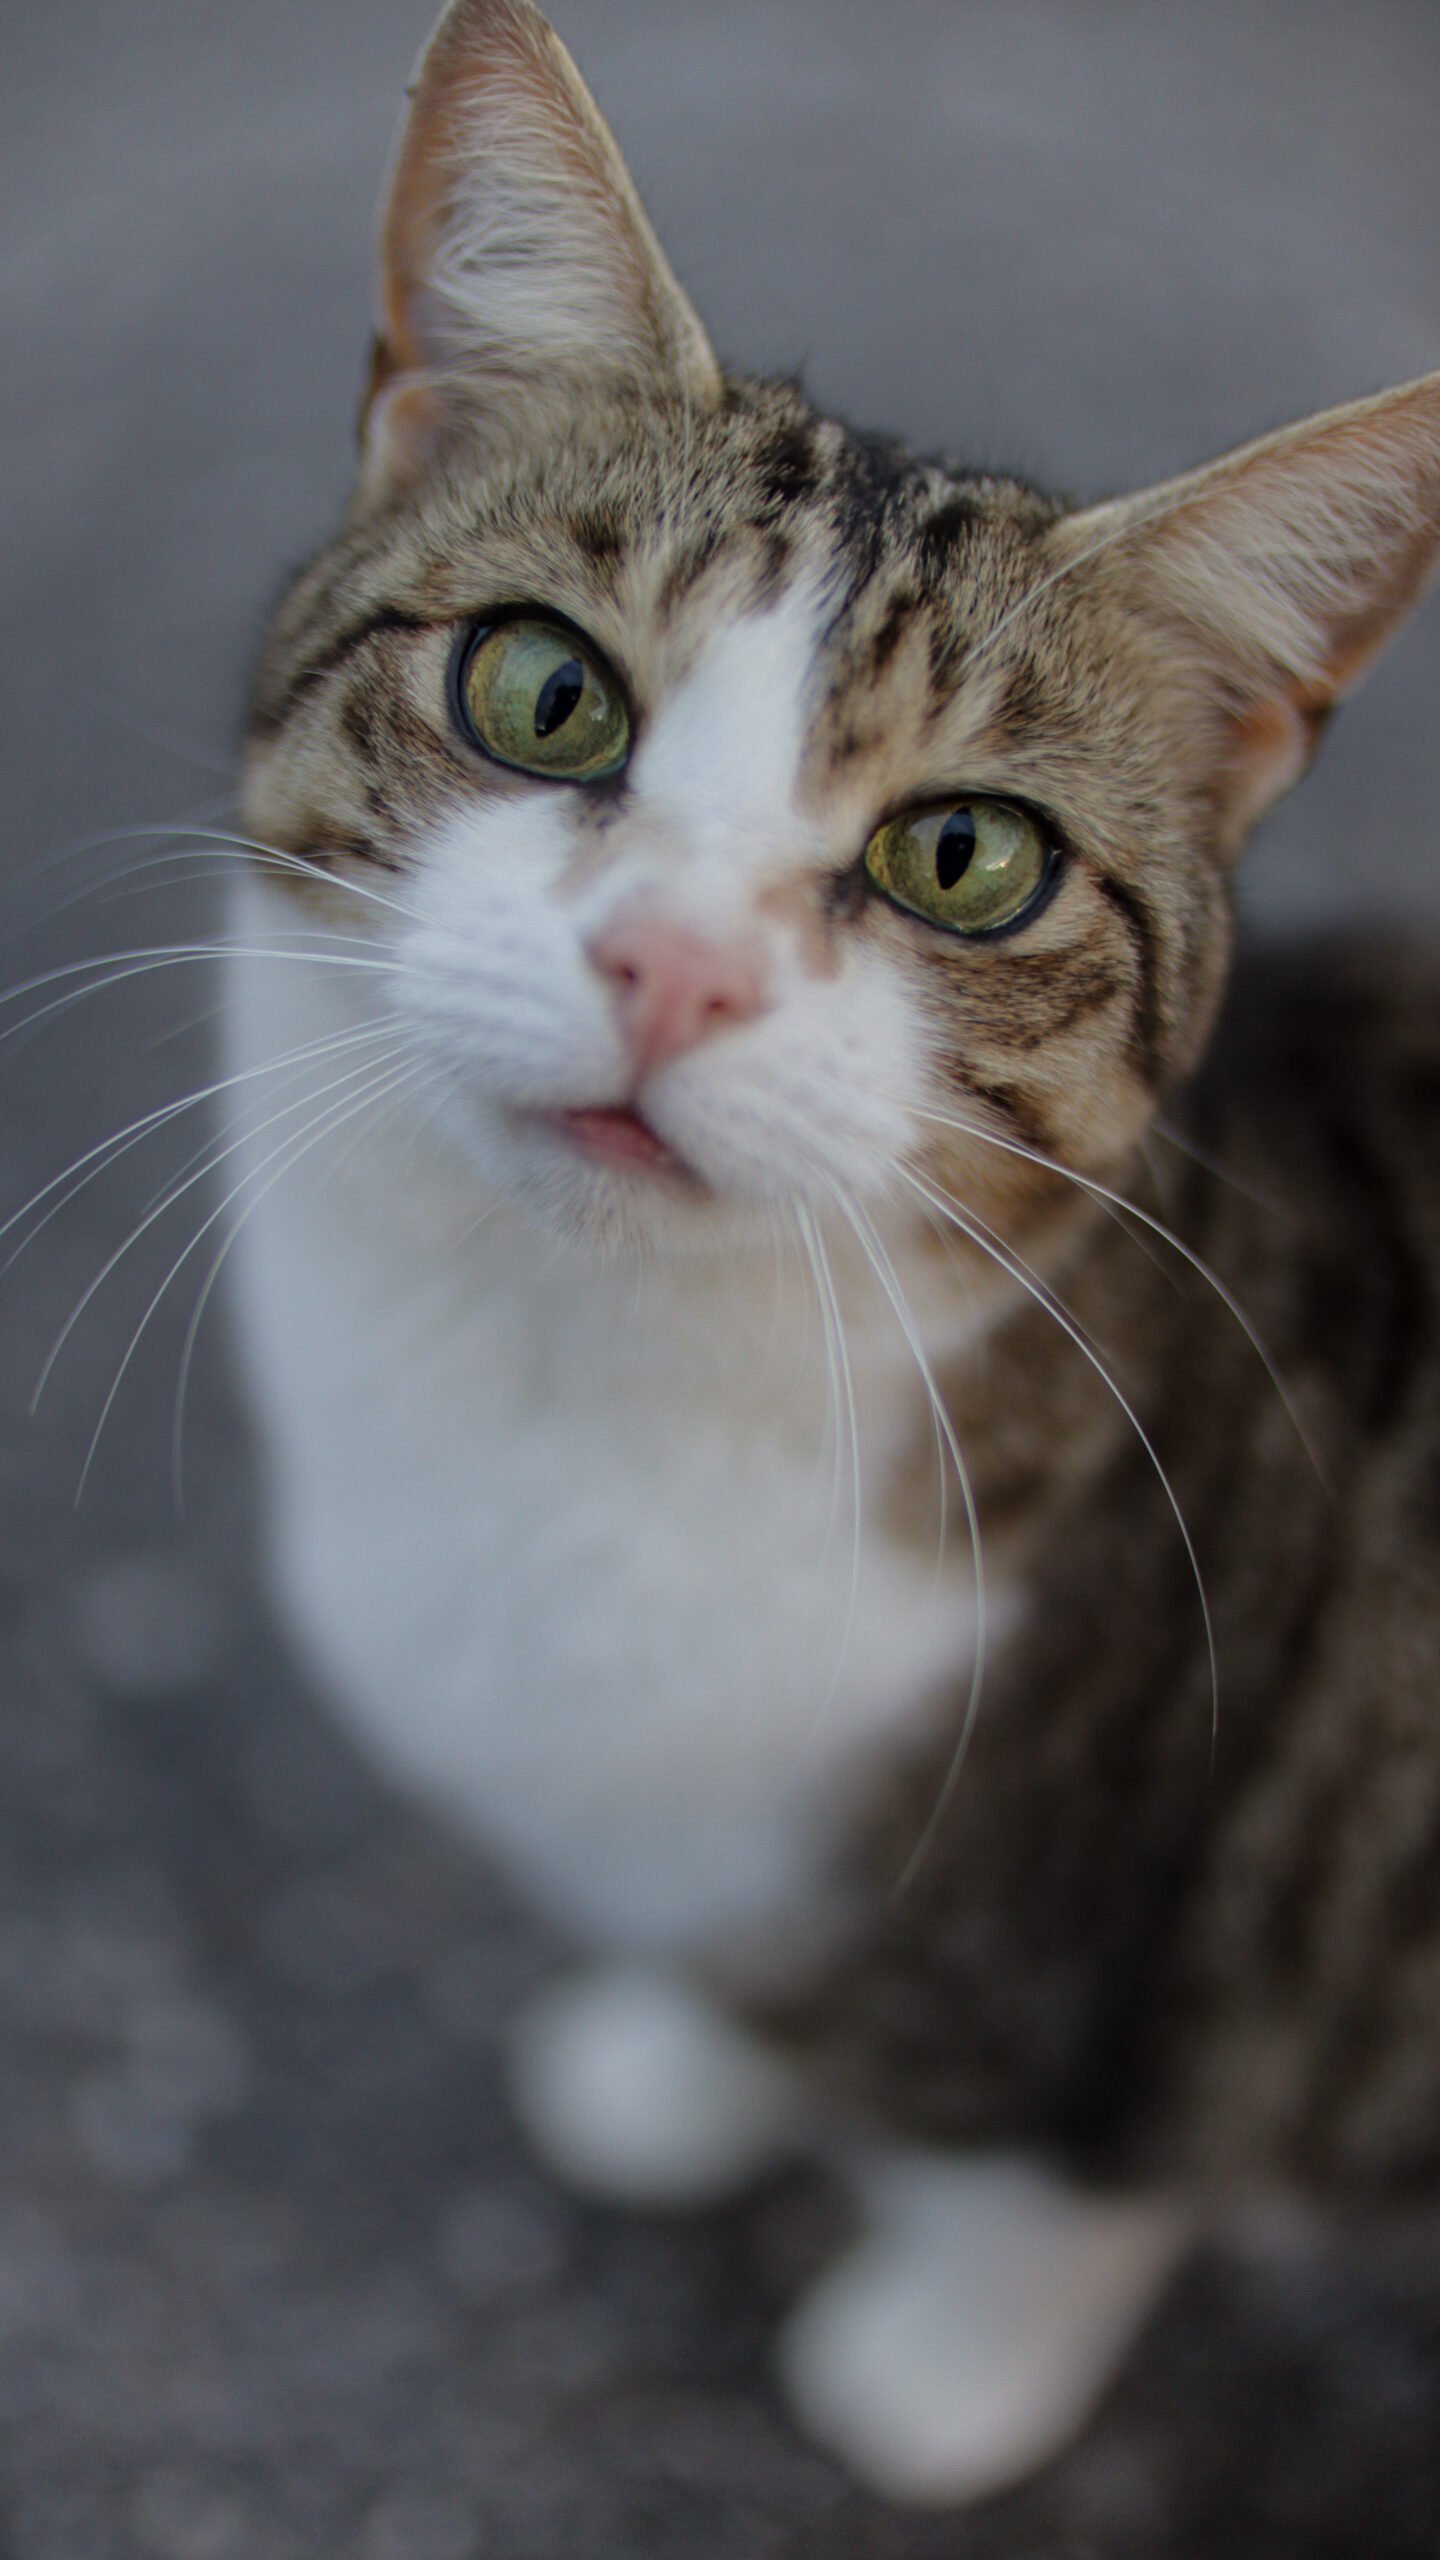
[562,1106,674,1170]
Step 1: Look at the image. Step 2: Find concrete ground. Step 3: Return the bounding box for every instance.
[2,4,1439,2552]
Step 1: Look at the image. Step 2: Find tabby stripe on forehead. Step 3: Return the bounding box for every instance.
[1092,873,1162,1086]
[755,417,824,510]
[834,434,923,574]
[256,604,437,735]
[914,494,986,573]
[861,590,918,681]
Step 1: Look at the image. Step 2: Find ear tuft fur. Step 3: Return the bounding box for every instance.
[1064,373,1440,850]
[362,0,720,493]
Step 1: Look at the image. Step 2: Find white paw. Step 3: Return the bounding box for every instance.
[778,2152,1188,2507]
[508,1966,802,2208]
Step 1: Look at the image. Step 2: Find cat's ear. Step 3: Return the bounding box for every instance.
[360,0,720,494]
[1061,374,1440,855]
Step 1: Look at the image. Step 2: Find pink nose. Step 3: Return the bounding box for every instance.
[586,912,769,1079]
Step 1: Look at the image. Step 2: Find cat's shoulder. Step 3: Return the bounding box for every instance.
[1178,937,1440,1413]
[1201,937,1440,1139]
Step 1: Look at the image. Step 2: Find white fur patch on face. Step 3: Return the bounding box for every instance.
[389,580,927,1245]
[628,579,830,862]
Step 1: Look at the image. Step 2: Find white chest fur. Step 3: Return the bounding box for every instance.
[224,933,995,1961]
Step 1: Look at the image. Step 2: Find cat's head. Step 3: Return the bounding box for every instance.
[242,0,1440,1263]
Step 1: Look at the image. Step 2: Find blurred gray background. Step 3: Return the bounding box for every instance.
[2,7,1439,2556]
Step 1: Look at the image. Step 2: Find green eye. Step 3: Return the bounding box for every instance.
[863,798,1056,937]
[455,616,631,780]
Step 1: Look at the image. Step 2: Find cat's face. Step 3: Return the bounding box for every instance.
[241,0,1440,1265]
[245,388,1200,1261]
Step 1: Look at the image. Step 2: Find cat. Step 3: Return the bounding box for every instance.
[225,0,1440,2508]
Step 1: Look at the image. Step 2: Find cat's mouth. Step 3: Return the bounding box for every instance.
[545,1104,700,1184]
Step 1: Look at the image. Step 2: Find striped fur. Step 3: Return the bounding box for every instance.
[728,949,1440,2199]
[232,0,1440,2501]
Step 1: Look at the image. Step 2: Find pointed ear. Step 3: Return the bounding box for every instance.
[1060,373,1440,854]
[360,0,721,495]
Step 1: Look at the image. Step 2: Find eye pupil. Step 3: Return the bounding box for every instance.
[862,797,1055,937]
[534,659,585,738]
[455,615,630,779]
[934,809,976,893]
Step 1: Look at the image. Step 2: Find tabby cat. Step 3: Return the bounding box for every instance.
[228,0,1440,2506]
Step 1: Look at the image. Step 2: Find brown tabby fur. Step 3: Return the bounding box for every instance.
[241,0,1440,2224]
[731,950,1440,2201]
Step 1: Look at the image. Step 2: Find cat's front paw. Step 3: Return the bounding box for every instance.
[778,2152,1187,2507]
[508,1965,802,2209]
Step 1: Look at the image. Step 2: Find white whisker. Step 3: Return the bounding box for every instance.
[168,1054,432,1505]
[905,1096,1323,1484]
[23,818,427,936]
[0,940,393,1039]
[965,477,1213,675]
[126,826,430,929]
[821,1178,991,1895]
[1151,1115,1300,1224]
[0,1018,397,1272]
[75,1048,423,1504]
[794,1200,863,1716]
[23,800,240,894]
[897,1157,1220,1759]
[33,1036,412,1426]
[93,858,391,948]
[791,1203,844,1571]
[93,700,237,782]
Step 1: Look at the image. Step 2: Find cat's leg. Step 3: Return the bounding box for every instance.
[508,1966,803,2207]
[778,2148,1189,2507]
